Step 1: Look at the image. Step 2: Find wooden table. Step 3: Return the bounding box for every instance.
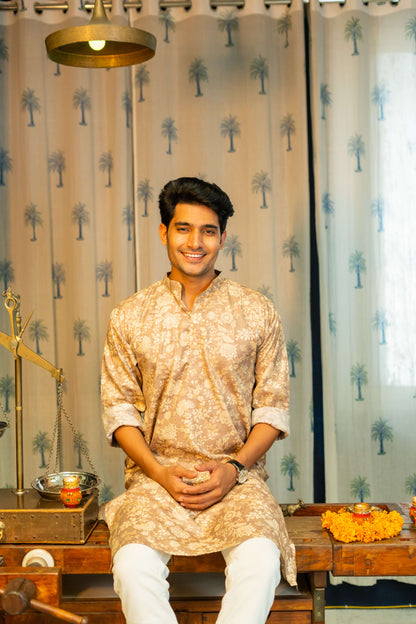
[1,503,415,623]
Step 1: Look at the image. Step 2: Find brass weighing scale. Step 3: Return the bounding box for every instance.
[0,289,100,544]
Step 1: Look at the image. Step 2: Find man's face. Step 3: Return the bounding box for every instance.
[159,202,226,283]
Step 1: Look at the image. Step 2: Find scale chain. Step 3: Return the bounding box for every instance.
[45,381,97,476]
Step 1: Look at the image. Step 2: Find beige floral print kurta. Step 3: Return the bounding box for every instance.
[101,274,297,586]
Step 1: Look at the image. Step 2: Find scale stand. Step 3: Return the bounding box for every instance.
[0,289,64,494]
[0,289,100,544]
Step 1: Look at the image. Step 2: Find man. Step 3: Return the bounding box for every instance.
[101,177,296,624]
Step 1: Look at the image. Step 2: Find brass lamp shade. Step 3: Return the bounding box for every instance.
[45,0,156,68]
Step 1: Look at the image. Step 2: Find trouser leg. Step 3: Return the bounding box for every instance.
[217,537,281,624]
[112,543,178,624]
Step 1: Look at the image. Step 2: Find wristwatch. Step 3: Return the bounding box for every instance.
[226,459,249,484]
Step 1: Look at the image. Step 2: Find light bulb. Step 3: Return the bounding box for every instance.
[89,40,106,51]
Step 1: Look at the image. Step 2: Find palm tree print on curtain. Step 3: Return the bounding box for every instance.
[404,16,416,54]
[344,17,363,56]
[0,38,9,72]
[320,84,332,120]
[371,418,393,455]
[280,114,295,151]
[74,432,89,469]
[349,250,366,289]
[371,84,389,121]
[348,133,365,173]
[96,260,113,297]
[32,431,51,468]
[159,8,175,44]
[161,117,178,155]
[277,10,292,48]
[371,197,385,232]
[0,375,13,412]
[220,115,240,153]
[48,150,65,187]
[72,202,89,240]
[135,65,150,103]
[321,193,334,229]
[24,203,43,241]
[0,261,14,290]
[123,205,133,240]
[137,179,153,217]
[217,9,239,47]
[252,171,271,209]
[21,88,40,127]
[73,87,91,126]
[282,236,300,272]
[189,58,208,97]
[286,339,301,378]
[222,235,242,272]
[73,318,90,356]
[99,151,113,187]
[122,91,132,128]
[0,148,12,185]
[28,319,48,355]
[52,262,65,299]
[350,475,370,502]
[372,309,389,345]
[405,474,416,497]
[350,363,368,401]
[250,55,268,95]
[281,453,299,491]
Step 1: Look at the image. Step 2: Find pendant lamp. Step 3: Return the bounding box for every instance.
[45,0,156,68]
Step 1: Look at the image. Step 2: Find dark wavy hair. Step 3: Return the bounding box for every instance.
[158,177,234,234]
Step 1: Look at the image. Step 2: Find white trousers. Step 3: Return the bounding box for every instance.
[113,537,281,624]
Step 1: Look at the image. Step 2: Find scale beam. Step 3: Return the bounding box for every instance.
[0,289,64,494]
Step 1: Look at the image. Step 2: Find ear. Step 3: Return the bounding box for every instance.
[219,230,226,250]
[159,222,168,246]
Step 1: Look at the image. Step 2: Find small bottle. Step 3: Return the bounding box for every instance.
[353,502,371,520]
[60,475,82,508]
[409,496,416,525]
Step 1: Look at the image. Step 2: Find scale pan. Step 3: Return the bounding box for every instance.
[0,421,9,438]
[32,471,100,500]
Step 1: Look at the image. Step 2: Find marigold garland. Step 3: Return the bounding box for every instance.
[321,508,404,543]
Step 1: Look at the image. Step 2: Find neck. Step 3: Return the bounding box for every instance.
[169,270,217,310]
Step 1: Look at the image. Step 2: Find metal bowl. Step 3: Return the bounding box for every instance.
[31,471,100,501]
[0,421,9,438]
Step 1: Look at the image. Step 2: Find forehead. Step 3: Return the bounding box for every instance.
[171,202,220,228]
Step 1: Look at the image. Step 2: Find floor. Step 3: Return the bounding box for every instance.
[325,608,416,623]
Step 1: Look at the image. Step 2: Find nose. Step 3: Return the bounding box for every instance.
[188,228,203,248]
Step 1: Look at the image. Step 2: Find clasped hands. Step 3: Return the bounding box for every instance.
[156,461,238,510]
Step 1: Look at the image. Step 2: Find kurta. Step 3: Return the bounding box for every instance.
[101,274,297,587]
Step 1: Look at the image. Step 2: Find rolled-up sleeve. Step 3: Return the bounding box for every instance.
[101,309,146,446]
[251,303,290,440]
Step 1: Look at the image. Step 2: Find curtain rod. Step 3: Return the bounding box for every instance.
[0,0,401,12]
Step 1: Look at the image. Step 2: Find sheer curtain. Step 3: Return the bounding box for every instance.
[0,0,313,505]
[0,0,134,498]
[309,0,416,509]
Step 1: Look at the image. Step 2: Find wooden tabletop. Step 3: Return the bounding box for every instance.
[1,503,415,578]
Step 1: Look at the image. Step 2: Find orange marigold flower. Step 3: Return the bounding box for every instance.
[321,509,404,543]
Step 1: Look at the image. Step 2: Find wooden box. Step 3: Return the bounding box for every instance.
[0,489,98,544]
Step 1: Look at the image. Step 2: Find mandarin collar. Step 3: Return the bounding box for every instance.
[163,271,224,304]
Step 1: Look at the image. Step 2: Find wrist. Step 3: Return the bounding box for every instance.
[226,459,249,484]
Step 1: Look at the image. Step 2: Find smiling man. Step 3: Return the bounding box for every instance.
[101,177,296,624]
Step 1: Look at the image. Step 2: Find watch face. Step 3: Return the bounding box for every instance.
[237,469,248,484]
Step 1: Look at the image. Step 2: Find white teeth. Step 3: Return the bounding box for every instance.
[183,253,204,258]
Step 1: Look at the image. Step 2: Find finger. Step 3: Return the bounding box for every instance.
[194,461,216,472]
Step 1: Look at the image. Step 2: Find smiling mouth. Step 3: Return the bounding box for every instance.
[182,252,205,260]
